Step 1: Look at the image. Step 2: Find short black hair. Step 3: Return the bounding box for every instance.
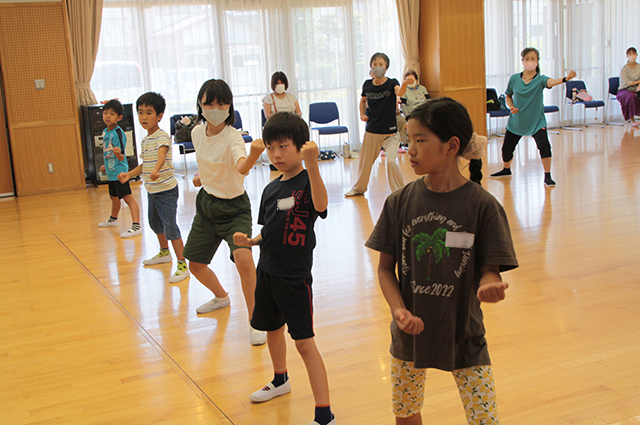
[270,71,289,91]
[369,52,390,69]
[103,99,124,116]
[262,112,308,151]
[627,47,637,56]
[196,79,235,126]
[136,92,166,115]
[406,97,473,157]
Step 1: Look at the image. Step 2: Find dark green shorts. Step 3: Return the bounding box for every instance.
[183,189,252,264]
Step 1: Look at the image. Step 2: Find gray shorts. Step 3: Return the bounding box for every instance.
[183,189,252,264]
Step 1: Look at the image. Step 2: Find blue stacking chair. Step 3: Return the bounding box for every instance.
[308,102,349,150]
[606,76,624,125]
[563,80,605,130]
[543,105,560,134]
[170,113,196,176]
[233,110,253,143]
[486,88,509,137]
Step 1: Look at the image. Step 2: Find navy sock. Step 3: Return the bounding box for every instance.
[314,406,333,425]
[545,172,551,178]
[272,371,288,387]
[108,216,118,222]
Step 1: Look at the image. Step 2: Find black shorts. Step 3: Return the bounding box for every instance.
[250,267,314,340]
[108,180,132,199]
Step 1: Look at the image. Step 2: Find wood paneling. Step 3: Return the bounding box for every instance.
[11,122,83,195]
[0,80,13,196]
[419,0,487,136]
[0,1,84,196]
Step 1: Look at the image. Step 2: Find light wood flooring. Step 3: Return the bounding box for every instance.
[1,124,640,424]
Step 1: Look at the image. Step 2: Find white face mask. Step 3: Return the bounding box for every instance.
[201,107,229,126]
[523,61,537,72]
[275,84,286,94]
[408,82,417,89]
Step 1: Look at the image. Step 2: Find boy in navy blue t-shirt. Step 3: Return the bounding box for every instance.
[233,112,335,425]
[98,99,141,238]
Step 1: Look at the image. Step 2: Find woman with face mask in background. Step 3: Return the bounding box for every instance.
[262,71,302,120]
[490,47,576,187]
[344,52,411,197]
[617,47,640,127]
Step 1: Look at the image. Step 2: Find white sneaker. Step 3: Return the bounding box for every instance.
[309,418,336,425]
[168,262,190,283]
[120,227,142,238]
[344,189,364,197]
[196,295,230,314]
[143,250,172,265]
[98,219,119,227]
[250,326,267,346]
[249,380,291,402]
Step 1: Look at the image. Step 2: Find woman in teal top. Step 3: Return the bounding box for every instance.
[490,47,576,187]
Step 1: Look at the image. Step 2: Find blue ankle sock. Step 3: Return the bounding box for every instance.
[314,406,333,425]
[272,371,288,387]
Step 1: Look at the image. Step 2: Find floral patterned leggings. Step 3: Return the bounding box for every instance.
[391,356,500,424]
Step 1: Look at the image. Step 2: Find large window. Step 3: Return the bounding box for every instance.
[485,0,640,125]
[92,0,403,147]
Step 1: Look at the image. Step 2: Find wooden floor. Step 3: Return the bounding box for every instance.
[1,124,640,425]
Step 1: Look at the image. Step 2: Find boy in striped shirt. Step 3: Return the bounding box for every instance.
[118,92,189,283]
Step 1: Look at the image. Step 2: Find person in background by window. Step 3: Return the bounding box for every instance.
[617,47,640,127]
[397,70,430,148]
[490,47,576,187]
[344,52,411,197]
[262,71,302,119]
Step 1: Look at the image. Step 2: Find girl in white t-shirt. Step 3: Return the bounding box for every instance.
[262,71,302,119]
[182,78,267,346]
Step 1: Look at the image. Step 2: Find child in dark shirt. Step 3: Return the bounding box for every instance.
[233,112,335,425]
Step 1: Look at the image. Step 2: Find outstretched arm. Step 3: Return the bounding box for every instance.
[378,252,424,335]
[301,141,328,213]
[477,265,509,303]
[547,70,577,88]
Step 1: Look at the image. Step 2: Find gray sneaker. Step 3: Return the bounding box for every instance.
[143,250,172,265]
[196,295,230,314]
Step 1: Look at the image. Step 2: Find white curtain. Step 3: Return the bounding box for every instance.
[485,0,640,127]
[92,0,403,149]
[395,0,419,75]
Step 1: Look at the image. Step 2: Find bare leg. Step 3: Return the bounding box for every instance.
[268,326,287,373]
[121,194,140,223]
[232,248,256,319]
[502,159,513,169]
[295,338,330,406]
[156,233,169,250]
[110,196,121,218]
[189,261,227,298]
[541,157,552,173]
[170,238,185,261]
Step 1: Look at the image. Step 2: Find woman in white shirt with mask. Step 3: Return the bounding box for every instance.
[262,71,302,119]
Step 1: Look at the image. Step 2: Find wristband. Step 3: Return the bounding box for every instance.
[562,77,567,83]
